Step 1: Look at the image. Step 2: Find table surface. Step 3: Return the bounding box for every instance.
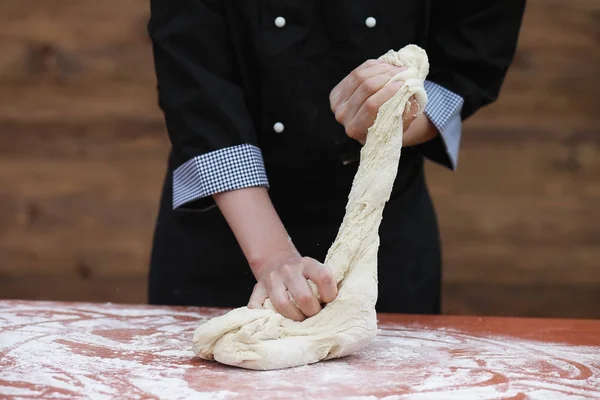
[1,301,599,400]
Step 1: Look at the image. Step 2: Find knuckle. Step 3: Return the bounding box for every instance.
[334,108,346,124]
[270,295,286,309]
[365,98,379,112]
[278,265,292,277]
[329,87,337,99]
[252,282,262,292]
[329,91,339,110]
[356,69,368,83]
[319,271,334,285]
[345,126,357,139]
[248,297,261,308]
[352,69,366,83]
[362,78,379,94]
[267,270,279,284]
[364,59,377,67]
[283,262,297,273]
[295,293,313,306]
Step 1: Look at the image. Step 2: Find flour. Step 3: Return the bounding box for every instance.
[0,301,219,400]
[1,301,599,399]
[192,45,430,371]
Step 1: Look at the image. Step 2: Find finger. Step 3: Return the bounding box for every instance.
[303,261,338,304]
[338,68,406,127]
[330,61,397,112]
[348,80,404,141]
[283,272,322,318]
[247,283,268,309]
[332,63,397,112]
[403,96,421,126]
[330,59,378,109]
[267,274,306,321]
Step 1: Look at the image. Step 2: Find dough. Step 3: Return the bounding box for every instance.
[192,45,429,370]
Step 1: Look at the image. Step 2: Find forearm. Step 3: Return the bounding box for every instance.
[213,187,298,279]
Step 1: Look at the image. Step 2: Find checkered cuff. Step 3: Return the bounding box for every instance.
[423,80,464,169]
[172,144,269,209]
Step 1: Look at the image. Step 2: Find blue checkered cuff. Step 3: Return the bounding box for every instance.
[423,80,464,169]
[172,144,269,209]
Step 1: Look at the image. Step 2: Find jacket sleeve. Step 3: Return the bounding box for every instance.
[148,0,268,210]
[417,0,526,169]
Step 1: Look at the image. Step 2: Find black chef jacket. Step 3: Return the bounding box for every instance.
[147,0,525,313]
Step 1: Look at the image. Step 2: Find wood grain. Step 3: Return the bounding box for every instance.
[2,278,599,320]
[471,0,600,128]
[444,283,600,319]
[1,130,598,283]
[427,128,600,198]
[0,277,146,304]
[3,301,599,398]
[0,0,597,124]
[0,0,157,121]
[0,119,168,160]
[0,0,598,317]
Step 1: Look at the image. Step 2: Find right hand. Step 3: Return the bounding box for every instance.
[329,59,420,145]
[248,256,338,321]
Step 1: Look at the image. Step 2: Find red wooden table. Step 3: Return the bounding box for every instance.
[1,300,599,399]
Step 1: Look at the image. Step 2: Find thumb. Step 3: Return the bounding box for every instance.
[248,283,269,309]
[403,96,421,128]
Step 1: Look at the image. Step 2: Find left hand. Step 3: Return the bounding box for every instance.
[248,255,338,321]
[329,59,421,145]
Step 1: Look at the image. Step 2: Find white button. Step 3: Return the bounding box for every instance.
[365,17,376,28]
[273,122,285,133]
[274,16,286,28]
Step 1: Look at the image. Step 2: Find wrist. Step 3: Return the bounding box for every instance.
[403,114,439,147]
[213,186,298,279]
[248,239,300,280]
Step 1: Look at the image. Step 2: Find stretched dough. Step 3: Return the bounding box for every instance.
[192,45,429,370]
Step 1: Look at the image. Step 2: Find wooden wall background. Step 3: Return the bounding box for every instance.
[1,0,598,318]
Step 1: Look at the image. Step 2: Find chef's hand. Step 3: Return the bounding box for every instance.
[329,59,422,145]
[248,254,338,321]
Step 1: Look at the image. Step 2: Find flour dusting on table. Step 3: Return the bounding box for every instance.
[1,301,599,399]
